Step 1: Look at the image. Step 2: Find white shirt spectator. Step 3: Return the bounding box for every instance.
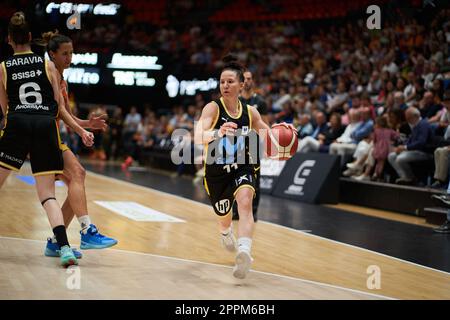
[124,112,142,133]
[336,122,362,144]
[382,61,399,75]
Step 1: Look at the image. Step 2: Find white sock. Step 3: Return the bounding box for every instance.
[237,237,252,253]
[78,215,91,234]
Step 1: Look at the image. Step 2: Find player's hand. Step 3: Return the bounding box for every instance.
[219,122,238,136]
[81,130,94,147]
[89,115,108,131]
[276,122,298,136]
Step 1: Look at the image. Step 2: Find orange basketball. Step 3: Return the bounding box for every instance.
[265,123,298,160]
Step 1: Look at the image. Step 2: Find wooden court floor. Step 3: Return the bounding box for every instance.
[0,164,449,300]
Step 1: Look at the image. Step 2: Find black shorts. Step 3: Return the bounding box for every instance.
[0,114,63,176]
[204,165,256,217]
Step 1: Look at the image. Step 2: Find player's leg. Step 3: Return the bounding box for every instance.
[217,211,237,252]
[61,149,117,250]
[204,176,237,252]
[35,174,77,267]
[0,116,27,187]
[44,172,83,258]
[233,186,255,279]
[232,169,260,222]
[252,168,260,222]
[0,166,12,188]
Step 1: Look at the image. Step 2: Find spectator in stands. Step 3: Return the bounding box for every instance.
[342,107,374,174]
[431,91,450,188]
[404,72,417,106]
[275,100,295,123]
[424,60,444,90]
[387,108,411,142]
[419,91,443,120]
[106,106,123,160]
[296,114,313,139]
[326,81,348,114]
[393,91,408,111]
[367,71,382,96]
[352,116,399,181]
[89,105,108,161]
[122,106,142,169]
[388,107,434,184]
[329,108,362,166]
[298,112,345,153]
[431,187,450,233]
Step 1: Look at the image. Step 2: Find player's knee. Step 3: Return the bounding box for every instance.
[72,164,86,182]
[237,196,253,213]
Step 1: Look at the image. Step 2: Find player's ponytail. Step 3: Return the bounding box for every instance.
[221,54,245,82]
[8,12,30,45]
[40,30,72,56]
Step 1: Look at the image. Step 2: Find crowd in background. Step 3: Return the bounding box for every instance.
[54,7,450,187]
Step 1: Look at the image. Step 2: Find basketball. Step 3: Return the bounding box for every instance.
[266,123,298,160]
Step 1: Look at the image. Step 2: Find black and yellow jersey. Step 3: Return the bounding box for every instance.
[2,51,58,118]
[204,97,258,178]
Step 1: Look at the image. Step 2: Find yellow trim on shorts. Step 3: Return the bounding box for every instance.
[60,143,70,152]
[44,59,52,83]
[203,177,210,196]
[254,166,260,171]
[54,120,70,152]
[33,170,64,177]
[217,209,232,219]
[233,184,256,197]
[1,62,6,90]
[0,161,20,171]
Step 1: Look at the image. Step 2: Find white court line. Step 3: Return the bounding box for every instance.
[87,170,450,277]
[0,235,394,300]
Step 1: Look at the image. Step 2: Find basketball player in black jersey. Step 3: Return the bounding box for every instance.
[195,55,295,279]
[0,12,94,267]
[232,70,268,222]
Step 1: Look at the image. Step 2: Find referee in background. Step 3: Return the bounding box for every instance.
[233,69,268,222]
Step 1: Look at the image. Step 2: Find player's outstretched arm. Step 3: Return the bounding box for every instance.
[47,60,94,147]
[61,95,107,131]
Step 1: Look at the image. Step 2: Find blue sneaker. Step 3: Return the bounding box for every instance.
[60,245,78,267]
[44,238,83,259]
[80,224,118,250]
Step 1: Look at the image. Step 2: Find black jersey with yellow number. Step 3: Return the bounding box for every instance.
[2,52,58,118]
[204,97,257,178]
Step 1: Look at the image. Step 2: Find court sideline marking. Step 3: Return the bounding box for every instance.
[0,235,394,300]
[86,170,450,277]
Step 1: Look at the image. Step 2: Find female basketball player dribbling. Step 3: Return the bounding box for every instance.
[195,55,295,279]
[41,31,117,258]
